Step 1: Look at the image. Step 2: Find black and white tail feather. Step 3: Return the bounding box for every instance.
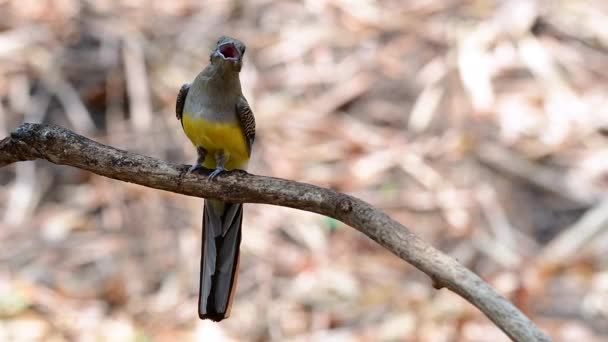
[199,199,242,321]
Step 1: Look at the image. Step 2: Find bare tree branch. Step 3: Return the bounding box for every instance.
[0,123,550,341]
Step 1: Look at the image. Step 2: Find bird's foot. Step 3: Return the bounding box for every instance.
[208,167,226,181]
[187,164,204,174]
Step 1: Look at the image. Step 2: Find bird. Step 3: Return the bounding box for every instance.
[175,36,255,321]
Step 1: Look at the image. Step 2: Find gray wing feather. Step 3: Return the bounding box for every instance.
[235,96,256,155]
[176,83,190,121]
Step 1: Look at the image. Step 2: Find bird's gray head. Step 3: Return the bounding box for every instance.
[210,36,246,73]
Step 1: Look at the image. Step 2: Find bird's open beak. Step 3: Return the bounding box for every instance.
[218,42,241,60]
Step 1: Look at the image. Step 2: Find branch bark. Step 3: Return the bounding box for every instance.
[0,123,550,341]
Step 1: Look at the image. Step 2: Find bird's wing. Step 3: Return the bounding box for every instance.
[235,95,256,155]
[176,83,190,122]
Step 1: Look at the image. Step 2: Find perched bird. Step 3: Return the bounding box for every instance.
[176,36,255,321]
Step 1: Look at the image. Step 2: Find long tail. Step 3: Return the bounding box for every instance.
[198,199,242,321]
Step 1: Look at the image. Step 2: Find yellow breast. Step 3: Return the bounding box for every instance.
[182,112,249,170]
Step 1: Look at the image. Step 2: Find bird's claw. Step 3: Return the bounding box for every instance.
[187,164,204,174]
[208,167,225,181]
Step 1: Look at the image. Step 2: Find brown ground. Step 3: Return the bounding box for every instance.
[0,1,607,341]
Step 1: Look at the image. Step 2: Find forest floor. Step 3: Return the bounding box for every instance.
[0,1,607,341]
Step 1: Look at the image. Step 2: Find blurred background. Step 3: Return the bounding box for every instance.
[0,0,607,341]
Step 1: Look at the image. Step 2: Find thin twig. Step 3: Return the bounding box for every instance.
[0,123,550,342]
[40,72,96,133]
[122,34,153,132]
[477,142,600,204]
[537,198,608,270]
